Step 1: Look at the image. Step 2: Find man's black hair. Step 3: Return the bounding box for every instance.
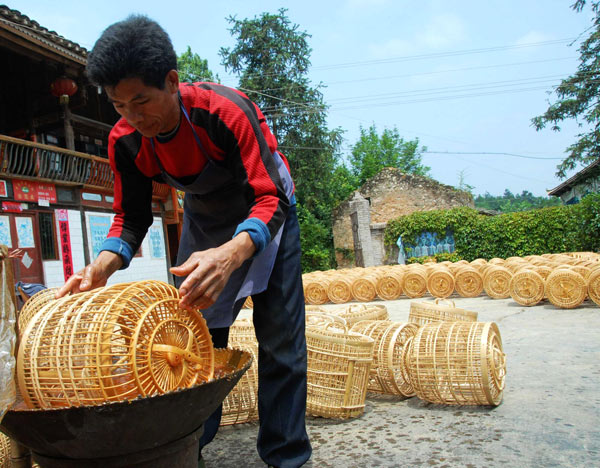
[86,15,177,89]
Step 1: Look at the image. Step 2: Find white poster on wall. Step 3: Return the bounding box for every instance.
[15,217,34,248]
[149,222,165,259]
[0,216,11,247]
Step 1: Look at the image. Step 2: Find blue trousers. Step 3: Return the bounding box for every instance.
[200,205,312,468]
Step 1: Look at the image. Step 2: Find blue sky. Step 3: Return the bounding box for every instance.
[13,0,595,196]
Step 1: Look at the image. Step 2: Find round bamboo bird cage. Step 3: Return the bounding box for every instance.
[544,268,587,309]
[220,318,259,426]
[483,266,512,299]
[305,324,374,419]
[242,295,253,309]
[306,310,347,329]
[375,270,404,301]
[17,283,213,409]
[17,287,59,336]
[509,269,545,306]
[402,269,428,298]
[350,275,378,302]
[408,299,478,326]
[304,277,330,305]
[350,320,418,397]
[587,267,600,307]
[404,321,506,406]
[327,277,354,304]
[454,267,484,298]
[426,268,455,298]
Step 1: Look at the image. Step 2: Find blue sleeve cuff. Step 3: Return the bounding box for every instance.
[99,237,134,269]
[233,218,271,255]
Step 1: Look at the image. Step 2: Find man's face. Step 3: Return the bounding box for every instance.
[105,72,179,138]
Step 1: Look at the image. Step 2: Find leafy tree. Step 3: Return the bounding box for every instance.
[457,169,475,193]
[474,190,561,212]
[177,46,218,83]
[349,124,430,186]
[219,9,344,270]
[532,1,600,178]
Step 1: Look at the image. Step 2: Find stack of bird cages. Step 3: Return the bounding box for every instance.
[17,287,58,336]
[408,299,478,326]
[306,324,374,418]
[17,282,214,409]
[221,318,259,426]
[350,320,418,397]
[404,321,506,406]
[332,304,389,327]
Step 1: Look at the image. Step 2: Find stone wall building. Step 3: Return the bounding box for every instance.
[332,167,474,268]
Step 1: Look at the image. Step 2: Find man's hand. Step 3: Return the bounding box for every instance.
[171,232,256,310]
[56,251,123,298]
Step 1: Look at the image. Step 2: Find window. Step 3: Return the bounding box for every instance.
[39,212,58,260]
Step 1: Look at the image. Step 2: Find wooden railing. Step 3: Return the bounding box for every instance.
[0,134,169,199]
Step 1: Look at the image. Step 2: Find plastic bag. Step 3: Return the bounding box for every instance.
[0,245,17,422]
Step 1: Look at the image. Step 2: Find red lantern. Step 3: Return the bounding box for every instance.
[50,77,78,98]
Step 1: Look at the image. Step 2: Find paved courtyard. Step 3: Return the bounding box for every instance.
[203,295,600,468]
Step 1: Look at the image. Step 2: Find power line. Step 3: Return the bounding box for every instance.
[438,152,564,161]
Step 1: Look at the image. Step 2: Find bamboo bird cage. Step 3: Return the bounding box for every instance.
[349,320,418,397]
[305,324,374,419]
[17,282,213,409]
[404,321,506,406]
[220,318,259,426]
[17,287,59,336]
[408,299,478,326]
[544,268,587,309]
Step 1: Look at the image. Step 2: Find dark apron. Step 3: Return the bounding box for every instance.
[150,100,294,327]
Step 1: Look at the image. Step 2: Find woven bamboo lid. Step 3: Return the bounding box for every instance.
[483,266,512,299]
[333,303,389,326]
[509,269,545,306]
[403,269,428,298]
[545,268,587,309]
[454,267,484,298]
[408,298,478,325]
[426,268,455,298]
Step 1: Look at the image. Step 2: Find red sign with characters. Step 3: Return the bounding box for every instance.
[37,183,57,203]
[12,180,57,203]
[13,180,37,202]
[57,209,74,281]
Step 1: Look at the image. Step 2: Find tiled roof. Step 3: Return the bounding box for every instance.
[0,4,87,64]
[547,158,600,196]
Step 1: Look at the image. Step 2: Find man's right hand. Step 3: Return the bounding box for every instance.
[56,251,123,298]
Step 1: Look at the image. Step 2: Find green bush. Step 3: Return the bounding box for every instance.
[385,195,600,261]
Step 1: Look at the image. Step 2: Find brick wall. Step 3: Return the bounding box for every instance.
[332,168,473,268]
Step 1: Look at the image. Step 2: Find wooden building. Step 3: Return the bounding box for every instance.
[0,5,183,287]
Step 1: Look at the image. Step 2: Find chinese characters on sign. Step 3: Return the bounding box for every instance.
[13,180,57,203]
[57,209,74,281]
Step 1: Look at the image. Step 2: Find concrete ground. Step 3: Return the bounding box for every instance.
[203,295,600,468]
